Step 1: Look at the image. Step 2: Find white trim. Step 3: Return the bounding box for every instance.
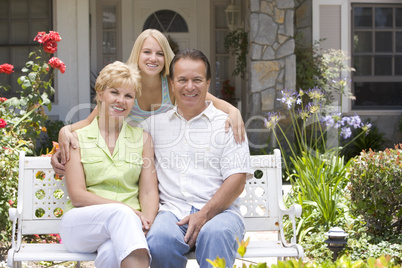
[346,110,402,116]
[50,0,91,123]
[77,0,91,121]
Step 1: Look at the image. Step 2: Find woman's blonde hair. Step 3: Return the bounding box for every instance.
[126,29,175,76]
[95,61,142,108]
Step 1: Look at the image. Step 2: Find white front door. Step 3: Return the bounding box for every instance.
[133,0,198,51]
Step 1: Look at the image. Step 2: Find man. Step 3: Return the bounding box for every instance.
[140,49,252,268]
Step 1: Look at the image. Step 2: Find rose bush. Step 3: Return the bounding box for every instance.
[0,31,65,257]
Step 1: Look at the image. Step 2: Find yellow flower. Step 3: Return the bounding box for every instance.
[206,256,226,268]
[236,237,250,258]
[308,104,320,114]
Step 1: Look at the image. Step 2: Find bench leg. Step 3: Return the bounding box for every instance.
[75,261,81,268]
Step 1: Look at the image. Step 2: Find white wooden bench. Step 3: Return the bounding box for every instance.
[7,149,303,267]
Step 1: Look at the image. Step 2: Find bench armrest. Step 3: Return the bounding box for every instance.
[8,207,22,267]
[278,202,303,257]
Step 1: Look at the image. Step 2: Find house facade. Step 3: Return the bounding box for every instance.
[1,0,401,150]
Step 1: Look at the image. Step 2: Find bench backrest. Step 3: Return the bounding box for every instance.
[17,149,284,235]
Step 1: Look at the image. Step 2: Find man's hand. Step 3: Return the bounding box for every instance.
[177,211,208,248]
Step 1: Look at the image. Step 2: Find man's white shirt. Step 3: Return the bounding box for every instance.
[140,101,253,221]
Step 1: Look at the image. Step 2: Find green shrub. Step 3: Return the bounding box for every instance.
[348,144,402,235]
[341,121,386,162]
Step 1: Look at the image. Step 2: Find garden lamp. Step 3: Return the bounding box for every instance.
[324,227,348,261]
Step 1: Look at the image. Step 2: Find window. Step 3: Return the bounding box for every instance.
[96,1,121,72]
[0,0,52,98]
[143,10,188,32]
[352,4,402,109]
[212,1,230,98]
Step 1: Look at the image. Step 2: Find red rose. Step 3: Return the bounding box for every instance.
[43,40,58,54]
[8,199,14,206]
[0,63,14,74]
[48,31,62,42]
[0,118,7,128]
[0,97,7,103]
[33,31,48,43]
[48,57,66,74]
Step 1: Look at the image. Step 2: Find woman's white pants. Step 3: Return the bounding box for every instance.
[60,203,149,268]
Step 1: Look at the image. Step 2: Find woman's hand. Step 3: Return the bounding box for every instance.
[58,125,80,164]
[225,108,246,143]
[133,209,152,235]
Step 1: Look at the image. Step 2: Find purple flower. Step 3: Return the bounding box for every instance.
[278,89,297,109]
[349,115,362,129]
[341,116,350,126]
[322,115,335,128]
[265,112,281,130]
[340,127,352,139]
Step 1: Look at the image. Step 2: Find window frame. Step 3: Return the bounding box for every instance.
[0,0,53,98]
[96,0,122,74]
[351,3,402,110]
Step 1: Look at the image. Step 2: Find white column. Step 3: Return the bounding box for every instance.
[49,0,91,123]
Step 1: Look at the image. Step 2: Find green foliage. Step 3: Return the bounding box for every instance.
[295,36,355,108]
[207,238,401,268]
[288,150,350,227]
[298,227,333,263]
[345,216,402,264]
[341,121,386,162]
[295,36,324,91]
[0,31,65,252]
[348,145,402,235]
[36,119,65,154]
[266,88,369,237]
[224,28,249,79]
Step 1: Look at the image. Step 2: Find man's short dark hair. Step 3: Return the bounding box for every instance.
[169,49,211,81]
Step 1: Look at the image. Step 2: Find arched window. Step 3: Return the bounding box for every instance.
[143,10,188,32]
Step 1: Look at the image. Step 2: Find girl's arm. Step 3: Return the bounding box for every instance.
[206,92,245,143]
[138,132,159,234]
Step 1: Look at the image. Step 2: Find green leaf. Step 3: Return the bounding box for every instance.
[256,262,267,268]
[22,79,32,89]
[48,85,55,96]
[25,61,34,67]
[17,76,26,85]
[28,72,37,82]
[9,97,20,107]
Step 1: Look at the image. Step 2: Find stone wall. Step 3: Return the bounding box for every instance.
[295,0,312,46]
[246,0,296,151]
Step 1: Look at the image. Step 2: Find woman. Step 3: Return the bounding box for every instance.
[52,29,245,173]
[60,61,158,268]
